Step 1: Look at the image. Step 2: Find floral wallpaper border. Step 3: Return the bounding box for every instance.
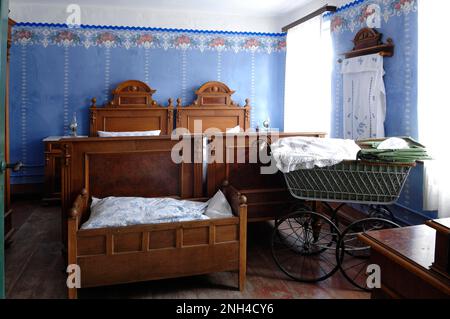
[329,0,417,33]
[12,24,287,54]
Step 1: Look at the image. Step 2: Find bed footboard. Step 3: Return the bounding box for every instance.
[67,187,247,299]
[222,181,248,291]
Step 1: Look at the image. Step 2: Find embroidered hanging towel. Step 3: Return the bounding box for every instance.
[341,53,386,140]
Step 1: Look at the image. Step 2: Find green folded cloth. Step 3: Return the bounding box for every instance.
[356,137,431,163]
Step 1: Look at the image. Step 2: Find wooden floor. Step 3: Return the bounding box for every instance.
[5,200,369,299]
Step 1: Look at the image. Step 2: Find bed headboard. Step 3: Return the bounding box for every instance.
[61,136,204,215]
[176,81,251,133]
[89,80,174,136]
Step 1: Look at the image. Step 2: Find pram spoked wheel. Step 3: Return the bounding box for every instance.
[368,205,395,222]
[271,211,341,282]
[336,218,400,291]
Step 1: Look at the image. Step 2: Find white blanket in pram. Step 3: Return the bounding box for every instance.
[271,137,361,173]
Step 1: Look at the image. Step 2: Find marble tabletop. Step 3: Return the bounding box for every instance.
[42,136,88,142]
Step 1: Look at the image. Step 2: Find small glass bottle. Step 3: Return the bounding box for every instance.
[69,112,78,137]
[262,117,270,132]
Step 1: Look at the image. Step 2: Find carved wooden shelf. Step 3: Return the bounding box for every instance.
[341,27,394,60]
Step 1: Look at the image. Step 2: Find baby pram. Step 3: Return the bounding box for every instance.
[270,137,425,290]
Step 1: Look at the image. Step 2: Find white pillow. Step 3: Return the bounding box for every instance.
[377,137,410,150]
[226,126,242,133]
[91,197,100,207]
[97,130,161,137]
[205,190,233,219]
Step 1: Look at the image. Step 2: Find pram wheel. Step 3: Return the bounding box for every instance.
[271,211,341,283]
[336,218,400,291]
[368,205,395,222]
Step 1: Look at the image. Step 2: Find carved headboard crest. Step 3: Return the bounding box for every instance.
[89,80,174,136]
[93,80,158,108]
[192,81,239,107]
[177,81,251,132]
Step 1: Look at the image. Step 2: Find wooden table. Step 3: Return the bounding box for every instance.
[359,225,450,299]
[426,218,450,277]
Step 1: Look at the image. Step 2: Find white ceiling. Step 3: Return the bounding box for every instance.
[11,0,316,17]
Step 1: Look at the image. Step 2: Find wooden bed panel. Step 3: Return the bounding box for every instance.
[216,224,239,243]
[85,150,181,199]
[177,81,250,133]
[99,111,167,132]
[113,233,143,253]
[61,137,200,210]
[77,236,106,256]
[183,226,210,246]
[90,80,174,136]
[78,241,239,288]
[183,113,243,133]
[149,230,177,250]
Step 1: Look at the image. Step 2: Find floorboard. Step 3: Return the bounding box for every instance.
[5,200,369,299]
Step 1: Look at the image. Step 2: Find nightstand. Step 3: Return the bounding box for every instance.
[43,136,87,204]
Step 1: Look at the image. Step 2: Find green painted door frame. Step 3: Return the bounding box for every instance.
[0,0,9,300]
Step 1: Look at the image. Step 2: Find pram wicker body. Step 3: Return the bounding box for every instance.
[284,160,412,205]
[271,158,414,290]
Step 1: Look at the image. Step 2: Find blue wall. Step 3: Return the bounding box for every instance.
[328,0,436,219]
[9,24,287,185]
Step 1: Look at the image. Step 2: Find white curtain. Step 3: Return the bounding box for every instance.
[418,0,450,217]
[284,15,332,134]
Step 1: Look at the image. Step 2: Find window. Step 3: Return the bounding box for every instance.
[418,0,450,216]
[284,15,332,134]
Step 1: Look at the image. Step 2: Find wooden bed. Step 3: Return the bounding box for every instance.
[206,132,327,221]
[90,80,174,136]
[64,136,247,298]
[176,81,250,133]
[44,80,174,202]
